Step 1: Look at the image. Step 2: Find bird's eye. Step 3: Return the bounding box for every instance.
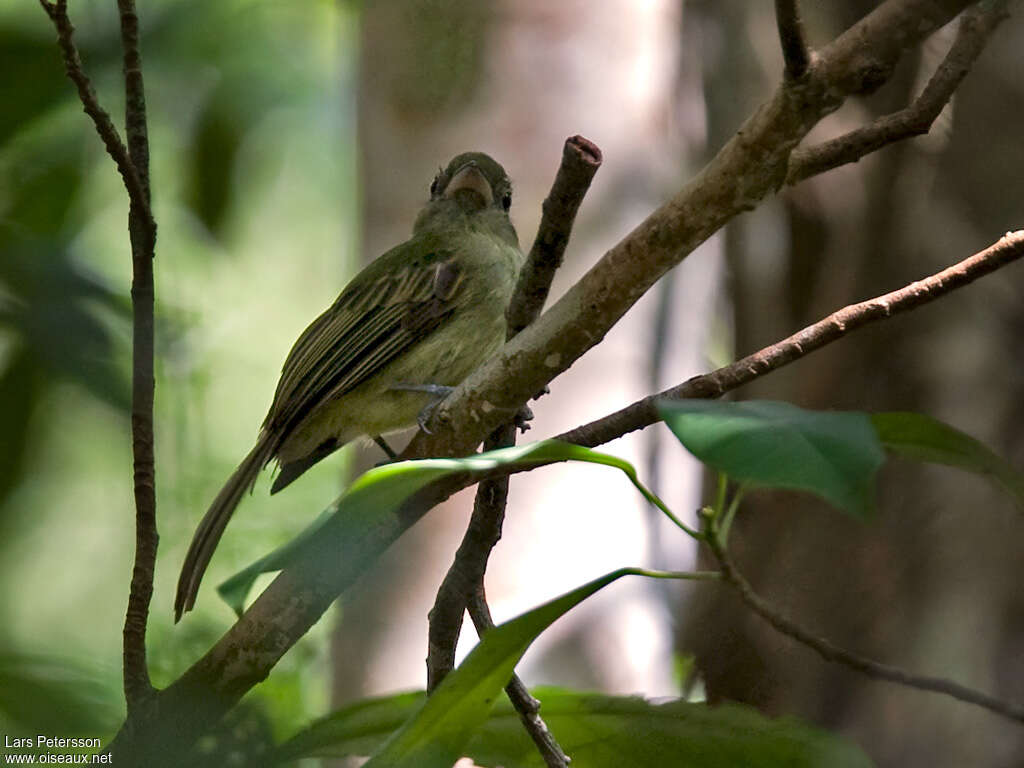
[430,177,439,196]
[501,192,512,211]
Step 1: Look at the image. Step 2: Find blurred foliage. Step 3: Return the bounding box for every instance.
[281,686,872,768]
[0,242,131,511]
[0,0,353,743]
[363,0,492,117]
[0,650,121,736]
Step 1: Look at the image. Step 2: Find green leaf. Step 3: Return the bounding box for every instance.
[871,412,1024,510]
[278,691,427,761]
[276,565,863,767]
[218,440,672,615]
[463,691,873,768]
[659,400,885,518]
[279,686,872,768]
[362,568,635,768]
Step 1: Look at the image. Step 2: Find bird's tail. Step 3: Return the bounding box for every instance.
[174,434,276,621]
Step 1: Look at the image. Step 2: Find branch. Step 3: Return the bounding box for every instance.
[427,136,602,691]
[467,590,571,768]
[426,425,572,768]
[426,422,516,693]
[108,470,501,765]
[117,0,158,715]
[426,137,600,764]
[787,1,1008,185]
[558,230,1024,448]
[774,0,811,80]
[118,0,152,200]
[37,0,154,230]
[507,135,603,336]
[403,0,980,463]
[41,0,159,715]
[705,528,1024,724]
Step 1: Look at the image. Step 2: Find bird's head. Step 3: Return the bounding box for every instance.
[413,152,517,246]
[430,152,512,214]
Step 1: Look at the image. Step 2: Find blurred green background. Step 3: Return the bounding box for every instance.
[1,0,354,745]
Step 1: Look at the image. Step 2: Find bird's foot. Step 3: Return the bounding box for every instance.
[390,383,455,434]
[514,404,534,434]
[389,383,538,436]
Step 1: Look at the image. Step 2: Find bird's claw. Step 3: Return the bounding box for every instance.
[514,404,534,434]
[417,401,438,434]
[390,383,455,435]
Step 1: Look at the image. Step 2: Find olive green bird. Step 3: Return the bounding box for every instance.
[175,152,523,620]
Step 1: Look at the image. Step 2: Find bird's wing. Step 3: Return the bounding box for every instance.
[262,249,464,437]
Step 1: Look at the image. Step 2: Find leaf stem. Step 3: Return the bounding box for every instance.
[718,483,747,545]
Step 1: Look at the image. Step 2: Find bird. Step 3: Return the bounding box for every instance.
[175,152,523,621]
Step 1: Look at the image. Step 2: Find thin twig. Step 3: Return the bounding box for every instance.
[37,0,153,229]
[116,0,158,715]
[558,230,1024,448]
[787,2,1008,184]
[705,529,1024,724]
[425,136,601,763]
[774,0,811,79]
[118,0,152,199]
[427,136,604,691]
[507,135,603,336]
[426,422,516,692]
[41,0,160,711]
[467,590,571,768]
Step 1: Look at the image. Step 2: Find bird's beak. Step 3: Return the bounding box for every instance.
[443,163,493,206]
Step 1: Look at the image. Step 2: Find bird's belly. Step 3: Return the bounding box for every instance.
[275,303,507,463]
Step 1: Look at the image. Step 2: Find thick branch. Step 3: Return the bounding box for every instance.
[403,0,978,463]
[559,230,1024,448]
[108,471,485,765]
[775,0,811,79]
[706,529,1024,724]
[787,1,1007,184]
